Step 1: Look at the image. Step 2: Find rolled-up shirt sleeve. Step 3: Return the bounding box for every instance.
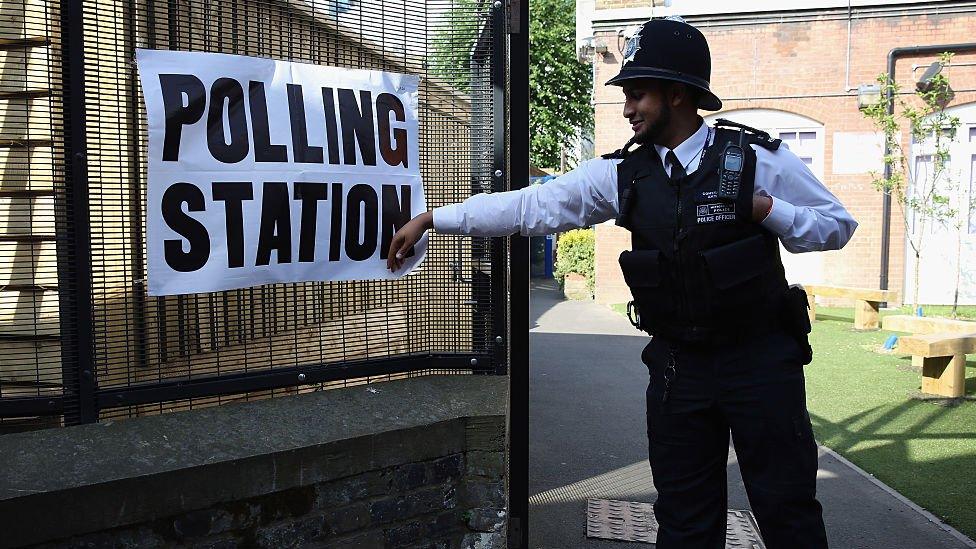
[754,144,858,253]
[432,157,620,237]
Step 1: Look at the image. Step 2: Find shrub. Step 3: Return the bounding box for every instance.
[554,228,595,293]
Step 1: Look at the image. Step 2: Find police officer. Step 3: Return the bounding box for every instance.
[388,17,856,549]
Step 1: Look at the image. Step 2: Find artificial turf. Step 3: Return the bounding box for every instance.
[805,306,976,540]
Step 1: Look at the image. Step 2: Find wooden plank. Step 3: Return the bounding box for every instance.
[0,139,53,147]
[0,89,49,99]
[0,234,55,242]
[0,339,60,384]
[100,304,413,388]
[853,299,881,330]
[914,354,966,398]
[0,189,53,197]
[0,145,56,191]
[0,195,55,234]
[0,37,48,49]
[807,291,816,323]
[803,284,898,303]
[0,95,53,141]
[0,287,58,336]
[897,333,976,357]
[0,0,55,41]
[0,240,59,286]
[882,315,976,335]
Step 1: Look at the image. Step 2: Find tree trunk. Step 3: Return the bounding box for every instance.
[952,228,962,318]
[913,249,922,314]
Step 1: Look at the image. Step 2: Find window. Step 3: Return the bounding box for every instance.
[778,131,818,169]
[912,127,957,143]
[913,154,933,181]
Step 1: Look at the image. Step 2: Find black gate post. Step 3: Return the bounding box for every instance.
[507,0,530,546]
[58,0,97,424]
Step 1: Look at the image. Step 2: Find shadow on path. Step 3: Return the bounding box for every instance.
[527,280,971,549]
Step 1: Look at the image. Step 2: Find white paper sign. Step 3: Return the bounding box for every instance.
[137,49,427,296]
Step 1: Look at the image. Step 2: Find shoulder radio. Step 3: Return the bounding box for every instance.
[717,133,745,200]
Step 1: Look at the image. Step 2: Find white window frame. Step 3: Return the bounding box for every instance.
[905,102,976,305]
[703,109,825,180]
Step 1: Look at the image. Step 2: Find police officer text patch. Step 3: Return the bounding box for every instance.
[137,49,426,296]
[696,202,736,224]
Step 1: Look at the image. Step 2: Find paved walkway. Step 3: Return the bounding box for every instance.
[527,279,973,549]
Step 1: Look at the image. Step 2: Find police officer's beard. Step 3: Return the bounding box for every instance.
[634,103,672,145]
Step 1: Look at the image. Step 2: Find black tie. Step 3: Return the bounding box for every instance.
[666,150,686,181]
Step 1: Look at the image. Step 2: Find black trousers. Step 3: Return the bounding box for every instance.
[642,329,828,549]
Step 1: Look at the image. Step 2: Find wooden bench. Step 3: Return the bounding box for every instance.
[896,333,976,397]
[803,285,899,331]
[882,315,976,335]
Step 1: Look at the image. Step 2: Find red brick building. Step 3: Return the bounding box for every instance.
[577,0,976,306]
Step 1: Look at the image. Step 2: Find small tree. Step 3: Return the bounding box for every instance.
[861,53,962,313]
[528,0,593,169]
[430,0,593,170]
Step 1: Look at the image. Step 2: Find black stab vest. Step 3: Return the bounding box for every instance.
[614,127,789,344]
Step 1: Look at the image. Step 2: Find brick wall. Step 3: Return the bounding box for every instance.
[591,7,976,305]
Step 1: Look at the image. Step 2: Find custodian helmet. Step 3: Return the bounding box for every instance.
[606,17,722,111]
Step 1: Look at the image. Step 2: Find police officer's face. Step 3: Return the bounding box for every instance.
[622,80,672,145]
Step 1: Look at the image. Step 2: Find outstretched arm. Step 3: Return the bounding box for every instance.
[387,158,620,271]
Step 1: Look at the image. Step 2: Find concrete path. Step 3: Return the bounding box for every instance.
[527,279,972,549]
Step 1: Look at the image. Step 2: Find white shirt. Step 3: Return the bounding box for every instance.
[433,121,857,253]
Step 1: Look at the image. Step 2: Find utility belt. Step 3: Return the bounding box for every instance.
[626,285,813,363]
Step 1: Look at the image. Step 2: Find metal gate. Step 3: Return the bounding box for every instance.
[0,0,524,432]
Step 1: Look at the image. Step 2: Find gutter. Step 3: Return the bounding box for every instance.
[590,1,976,30]
[879,43,976,292]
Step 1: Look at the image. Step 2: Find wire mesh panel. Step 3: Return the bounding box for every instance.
[0,0,507,428]
[0,0,67,431]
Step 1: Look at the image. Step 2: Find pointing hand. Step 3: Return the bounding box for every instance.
[387,211,433,272]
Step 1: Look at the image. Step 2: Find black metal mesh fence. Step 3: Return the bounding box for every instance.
[0,0,66,431]
[0,0,506,430]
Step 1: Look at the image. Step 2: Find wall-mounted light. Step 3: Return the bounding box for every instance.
[916,61,955,107]
[578,36,609,63]
[856,84,882,110]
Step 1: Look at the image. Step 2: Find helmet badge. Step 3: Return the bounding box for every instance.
[622,28,642,66]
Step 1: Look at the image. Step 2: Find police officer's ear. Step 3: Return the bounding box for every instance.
[669,82,702,111]
[684,85,704,110]
[659,82,681,107]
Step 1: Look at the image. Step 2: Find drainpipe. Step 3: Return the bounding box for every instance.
[879,42,976,292]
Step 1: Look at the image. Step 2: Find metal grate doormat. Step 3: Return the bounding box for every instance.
[585,499,766,548]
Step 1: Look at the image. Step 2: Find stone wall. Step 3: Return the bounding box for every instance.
[0,375,508,548]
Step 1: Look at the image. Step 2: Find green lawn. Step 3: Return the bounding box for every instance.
[608,303,976,539]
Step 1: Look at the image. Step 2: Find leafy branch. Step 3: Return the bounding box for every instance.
[861,52,962,310]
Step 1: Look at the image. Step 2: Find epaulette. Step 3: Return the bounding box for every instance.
[714,118,781,151]
[601,148,628,160]
[601,136,638,159]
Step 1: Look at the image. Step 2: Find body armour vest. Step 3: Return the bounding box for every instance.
[612,124,789,345]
